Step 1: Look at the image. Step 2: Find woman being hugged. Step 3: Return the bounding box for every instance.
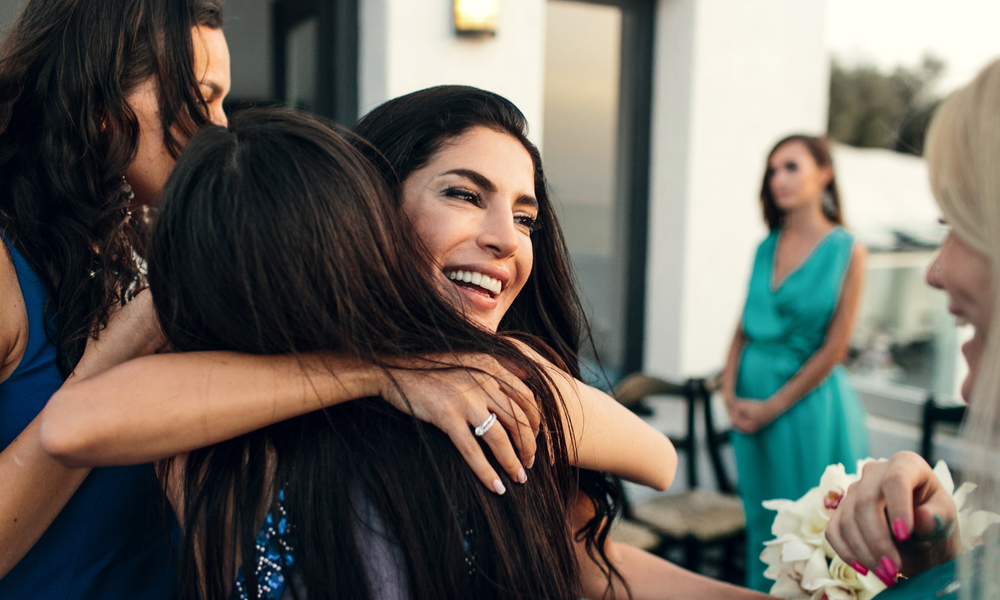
[0,0,226,596]
[826,59,1000,600]
[721,134,870,591]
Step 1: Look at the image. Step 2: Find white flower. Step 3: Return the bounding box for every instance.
[931,460,1000,549]
[764,458,1000,599]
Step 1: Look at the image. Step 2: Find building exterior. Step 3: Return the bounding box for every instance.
[226,0,831,382]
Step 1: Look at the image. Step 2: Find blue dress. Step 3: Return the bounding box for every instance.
[731,226,870,591]
[0,236,178,599]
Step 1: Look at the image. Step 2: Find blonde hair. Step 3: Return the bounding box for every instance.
[924,58,1000,598]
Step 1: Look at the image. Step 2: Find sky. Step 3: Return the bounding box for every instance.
[826,0,1000,94]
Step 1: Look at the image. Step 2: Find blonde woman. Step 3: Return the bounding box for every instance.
[825,59,1000,599]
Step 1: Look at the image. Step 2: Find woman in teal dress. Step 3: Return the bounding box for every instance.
[826,59,1000,600]
[721,134,870,592]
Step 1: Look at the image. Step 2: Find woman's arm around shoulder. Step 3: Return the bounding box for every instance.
[507,338,676,491]
[41,303,540,494]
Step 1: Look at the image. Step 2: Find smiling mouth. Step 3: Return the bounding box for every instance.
[445,269,502,297]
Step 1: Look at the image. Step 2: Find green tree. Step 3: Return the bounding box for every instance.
[828,55,944,156]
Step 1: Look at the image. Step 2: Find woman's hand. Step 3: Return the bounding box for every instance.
[825,452,963,587]
[70,289,168,381]
[728,398,783,434]
[378,353,540,495]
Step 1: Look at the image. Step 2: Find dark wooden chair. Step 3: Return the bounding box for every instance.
[920,393,967,464]
[612,373,746,583]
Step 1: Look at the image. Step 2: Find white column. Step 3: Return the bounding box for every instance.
[644,0,830,378]
[358,0,547,144]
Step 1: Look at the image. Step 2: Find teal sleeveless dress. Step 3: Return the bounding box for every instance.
[732,226,870,591]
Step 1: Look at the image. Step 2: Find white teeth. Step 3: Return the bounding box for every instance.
[446,270,502,295]
[956,316,969,327]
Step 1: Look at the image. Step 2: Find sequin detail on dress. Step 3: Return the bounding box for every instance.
[234,490,295,600]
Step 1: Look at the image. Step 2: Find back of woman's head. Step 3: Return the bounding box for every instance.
[0,0,223,376]
[352,85,587,377]
[149,108,418,357]
[149,108,580,600]
[759,134,843,230]
[925,59,1000,596]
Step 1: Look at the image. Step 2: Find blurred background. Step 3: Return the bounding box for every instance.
[2,0,998,565]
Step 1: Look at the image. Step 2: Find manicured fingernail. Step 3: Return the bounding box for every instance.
[492,479,506,495]
[881,556,899,580]
[516,468,527,484]
[526,454,536,469]
[851,561,868,576]
[893,519,910,542]
[874,567,893,587]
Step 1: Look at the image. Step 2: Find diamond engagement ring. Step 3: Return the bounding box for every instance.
[473,412,498,437]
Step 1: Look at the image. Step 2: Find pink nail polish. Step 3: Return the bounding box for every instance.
[492,479,506,495]
[893,518,910,542]
[851,561,868,576]
[881,556,899,580]
[526,454,536,469]
[516,468,527,484]
[874,567,893,587]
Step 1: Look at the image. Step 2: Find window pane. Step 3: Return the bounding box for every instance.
[543,1,624,376]
[286,17,317,111]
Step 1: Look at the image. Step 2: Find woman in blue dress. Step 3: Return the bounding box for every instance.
[0,1,227,597]
[721,134,870,591]
[826,59,1000,600]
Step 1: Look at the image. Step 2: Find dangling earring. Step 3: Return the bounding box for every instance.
[821,189,837,219]
[121,175,134,202]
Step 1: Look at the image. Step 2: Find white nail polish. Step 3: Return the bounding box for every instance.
[493,479,506,495]
[517,468,527,484]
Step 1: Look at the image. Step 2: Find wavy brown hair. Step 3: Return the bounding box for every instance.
[0,0,222,377]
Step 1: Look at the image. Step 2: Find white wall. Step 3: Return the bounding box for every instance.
[359,0,547,143]
[644,0,830,378]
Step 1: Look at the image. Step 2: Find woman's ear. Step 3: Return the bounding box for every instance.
[819,165,834,189]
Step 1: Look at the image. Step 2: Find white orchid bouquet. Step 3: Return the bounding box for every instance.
[761,459,1000,600]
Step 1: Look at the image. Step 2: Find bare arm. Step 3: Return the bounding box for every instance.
[41,293,540,494]
[571,495,773,599]
[731,245,867,433]
[509,340,676,491]
[721,323,747,407]
[0,274,158,577]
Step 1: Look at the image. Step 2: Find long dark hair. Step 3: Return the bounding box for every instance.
[352,85,627,596]
[0,0,223,377]
[149,108,581,600]
[760,134,843,230]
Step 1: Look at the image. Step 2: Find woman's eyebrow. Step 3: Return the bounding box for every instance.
[442,168,496,193]
[517,195,539,210]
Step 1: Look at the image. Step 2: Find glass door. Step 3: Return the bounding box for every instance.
[543,0,654,382]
